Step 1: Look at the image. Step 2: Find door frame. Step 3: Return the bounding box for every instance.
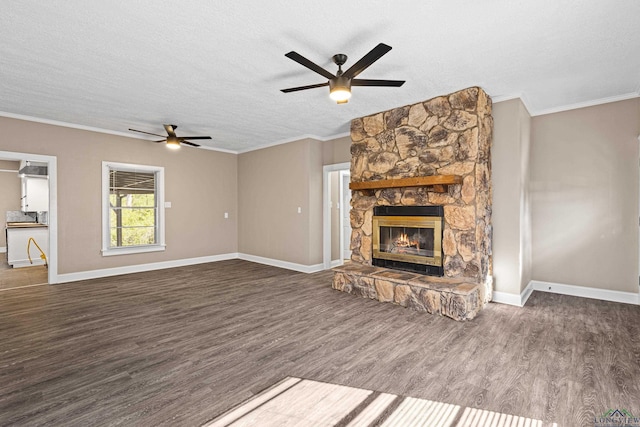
[339,169,351,262]
[0,150,58,284]
[322,162,350,270]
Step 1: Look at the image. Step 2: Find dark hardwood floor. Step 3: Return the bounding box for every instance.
[1,259,639,426]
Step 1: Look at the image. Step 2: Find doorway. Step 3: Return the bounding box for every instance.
[0,150,57,288]
[322,162,351,269]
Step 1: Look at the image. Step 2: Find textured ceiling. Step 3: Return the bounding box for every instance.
[1,1,639,153]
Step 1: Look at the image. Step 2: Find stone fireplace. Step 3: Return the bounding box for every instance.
[332,87,493,320]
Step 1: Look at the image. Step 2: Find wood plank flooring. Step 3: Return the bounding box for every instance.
[0,259,639,426]
[206,376,551,426]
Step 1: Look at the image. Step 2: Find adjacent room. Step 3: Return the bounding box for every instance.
[1,2,639,426]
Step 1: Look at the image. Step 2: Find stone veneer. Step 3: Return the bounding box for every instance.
[332,264,487,321]
[332,87,493,321]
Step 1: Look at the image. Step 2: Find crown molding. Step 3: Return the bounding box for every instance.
[0,111,142,139]
[491,93,535,117]
[531,92,640,117]
[0,111,239,155]
[197,145,240,154]
[236,132,351,154]
[492,91,640,117]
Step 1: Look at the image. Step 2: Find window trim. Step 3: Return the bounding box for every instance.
[101,161,166,256]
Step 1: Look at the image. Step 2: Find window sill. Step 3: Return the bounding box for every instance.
[101,245,166,257]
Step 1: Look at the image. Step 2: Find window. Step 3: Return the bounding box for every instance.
[102,162,165,256]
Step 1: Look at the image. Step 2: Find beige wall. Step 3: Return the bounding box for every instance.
[322,135,351,165]
[0,160,21,248]
[238,138,317,265]
[530,98,640,293]
[492,98,532,296]
[520,103,533,290]
[238,135,350,267]
[308,140,324,264]
[0,117,238,275]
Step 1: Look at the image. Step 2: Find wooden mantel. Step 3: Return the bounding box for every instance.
[349,175,462,193]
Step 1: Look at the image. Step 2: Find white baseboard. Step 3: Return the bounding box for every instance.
[52,253,328,285]
[0,246,6,254]
[530,280,640,305]
[520,284,535,306]
[54,253,239,284]
[237,253,324,274]
[492,287,531,307]
[492,280,639,307]
[331,259,343,268]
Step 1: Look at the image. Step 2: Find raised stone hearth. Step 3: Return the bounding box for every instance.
[333,86,493,321]
[332,263,491,321]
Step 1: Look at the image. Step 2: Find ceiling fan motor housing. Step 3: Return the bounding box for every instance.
[330,76,351,91]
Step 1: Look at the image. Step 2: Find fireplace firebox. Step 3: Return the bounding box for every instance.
[372,206,444,276]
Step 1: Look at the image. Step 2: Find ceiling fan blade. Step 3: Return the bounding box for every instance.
[179,136,212,140]
[281,82,330,93]
[163,124,177,137]
[154,139,167,143]
[342,43,393,79]
[181,141,200,147]
[129,128,166,138]
[352,79,406,87]
[285,51,335,80]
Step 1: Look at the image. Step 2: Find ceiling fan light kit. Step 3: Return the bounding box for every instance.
[166,137,181,150]
[281,43,405,104]
[329,77,352,103]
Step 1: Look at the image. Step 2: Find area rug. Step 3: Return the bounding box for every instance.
[203,376,557,427]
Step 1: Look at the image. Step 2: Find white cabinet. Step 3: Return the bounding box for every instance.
[21,177,49,212]
[6,226,49,268]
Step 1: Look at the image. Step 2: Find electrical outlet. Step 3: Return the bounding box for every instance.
[224,212,229,219]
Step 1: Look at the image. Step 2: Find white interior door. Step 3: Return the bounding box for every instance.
[340,171,352,261]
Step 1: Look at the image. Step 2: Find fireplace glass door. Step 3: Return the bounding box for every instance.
[373,216,442,268]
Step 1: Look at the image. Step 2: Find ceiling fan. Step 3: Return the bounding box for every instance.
[128,124,211,149]
[281,42,405,104]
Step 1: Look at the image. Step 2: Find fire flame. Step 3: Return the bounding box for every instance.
[394,233,420,251]
[396,233,411,247]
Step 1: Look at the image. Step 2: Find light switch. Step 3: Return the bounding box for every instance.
[224,212,229,219]
[164,202,172,208]
[297,207,302,214]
